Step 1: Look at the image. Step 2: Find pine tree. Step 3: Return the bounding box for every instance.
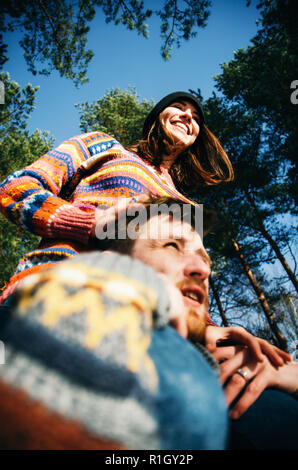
[0,72,54,289]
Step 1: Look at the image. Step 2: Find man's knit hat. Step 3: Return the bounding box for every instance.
[142,91,205,139]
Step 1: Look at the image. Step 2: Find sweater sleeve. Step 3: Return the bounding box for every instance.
[0,132,118,245]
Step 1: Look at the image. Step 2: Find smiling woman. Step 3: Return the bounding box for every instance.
[129,91,234,192]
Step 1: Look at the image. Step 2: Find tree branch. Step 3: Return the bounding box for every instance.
[37,0,65,57]
[164,0,178,52]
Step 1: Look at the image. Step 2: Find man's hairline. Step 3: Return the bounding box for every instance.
[132,212,211,266]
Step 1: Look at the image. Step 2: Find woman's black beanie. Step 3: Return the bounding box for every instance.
[142,91,205,139]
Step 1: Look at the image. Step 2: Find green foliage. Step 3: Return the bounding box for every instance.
[0,71,54,176]
[200,2,298,336]
[215,0,298,209]
[158,0,211,60]
[0,71,39,133]
[0,129,54,180]
[0,72,54,289]
[190,88,297,347]
[76,87,154,146]
[0,1,212,86]
[98,0,152,37]
[1,0,95,87]
[0,215,41,291]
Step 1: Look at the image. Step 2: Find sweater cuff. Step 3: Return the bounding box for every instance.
[47,205,96,245]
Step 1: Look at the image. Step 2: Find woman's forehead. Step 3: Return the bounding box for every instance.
[169,100,200,117]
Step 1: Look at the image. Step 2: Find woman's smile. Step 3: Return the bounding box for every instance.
[171,120,190,135]
[159,101,200,149]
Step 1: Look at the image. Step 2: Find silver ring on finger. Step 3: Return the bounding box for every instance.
[235,368,250,382]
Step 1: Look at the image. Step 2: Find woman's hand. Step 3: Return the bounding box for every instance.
[204,325,291,368]
[91,195,148,239]
[220,348,298,419]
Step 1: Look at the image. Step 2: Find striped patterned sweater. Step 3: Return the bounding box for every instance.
[0,131,195,304]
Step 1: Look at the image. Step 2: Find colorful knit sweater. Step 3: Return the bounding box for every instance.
[0,131,195,304]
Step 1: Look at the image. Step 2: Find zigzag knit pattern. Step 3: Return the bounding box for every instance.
[0,131,194,304]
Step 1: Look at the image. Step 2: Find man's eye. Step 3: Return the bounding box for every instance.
[164,242,179,250]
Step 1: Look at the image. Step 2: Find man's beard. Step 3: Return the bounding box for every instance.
[175,280,209,344]
[186,306,208,343]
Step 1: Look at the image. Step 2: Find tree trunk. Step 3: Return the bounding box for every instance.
[245,189,298,294]
[231,238,288,351]
[209,275,229,326]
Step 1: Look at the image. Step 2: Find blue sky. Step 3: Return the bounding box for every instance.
[5,0,260,145]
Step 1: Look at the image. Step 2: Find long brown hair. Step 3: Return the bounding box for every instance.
[127,118,234,194]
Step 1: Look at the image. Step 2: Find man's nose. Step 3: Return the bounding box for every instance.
[183,255,211,281]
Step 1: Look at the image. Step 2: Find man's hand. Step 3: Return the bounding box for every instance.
[220,348,298,419]
[204,325,291,367]
[204,326,295,419]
